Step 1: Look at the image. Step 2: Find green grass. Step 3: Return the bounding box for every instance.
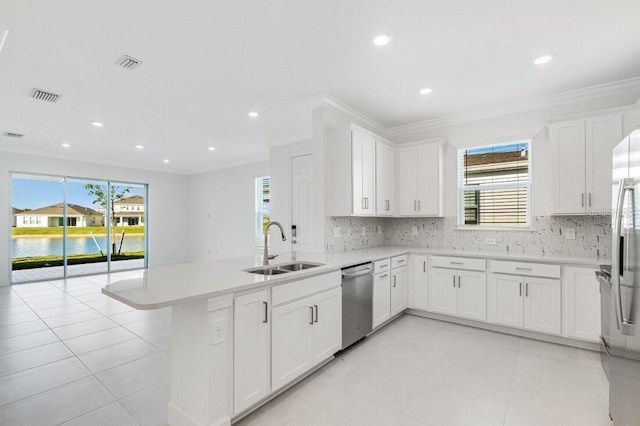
[12,226,144,236]
[11,251,145,270]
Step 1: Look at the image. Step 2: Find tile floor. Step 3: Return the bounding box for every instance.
[0,273,611,426]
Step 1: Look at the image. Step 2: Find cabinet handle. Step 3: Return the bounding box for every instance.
[414,200,417,211]
[457,275,461,288]
[589,193,592,207]
[423,261,426,273]
[309,306,314,324]
[526,282,529,297]
[386,200,390,211]
[262,301,268,323]
[380,274,388,278]
[519,282,522,296]
[452,275,456,287]
[515,267,532,271]
[393,275,397,288]
[314,305,318,323]
[380,264,388,268]
[450,261,463,265]
[397,259,405,263]
[418,200,421,211]
[581,193,585,207]
[362,198,366,210]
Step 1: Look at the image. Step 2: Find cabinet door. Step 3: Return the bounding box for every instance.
[397,147,418,215]
[416,143,441,216]
[586,114,622,212]
[487,273,524,328]
[361,133,376,215]
[234,290,270,413]
[390,267,408,316]
[551,119,586,214]
[524,277,562,335]
[351,129,366,215]
[310,287,342,366]
[271,296,313,391]
[457,270,487,321]
[376,141,395,215]
[373,272,391,328]
[411,255,429,310]
[563,266,601,342]
[428,267,458,316]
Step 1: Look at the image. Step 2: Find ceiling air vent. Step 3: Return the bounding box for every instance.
[3,132,24,138]
[115,55,142,70]
[31,88,61,103]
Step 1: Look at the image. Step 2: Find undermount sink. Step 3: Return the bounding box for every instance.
[244,261,324,275]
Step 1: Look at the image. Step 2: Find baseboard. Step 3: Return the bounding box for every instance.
[406,309,601,352]
[168,400,231,426]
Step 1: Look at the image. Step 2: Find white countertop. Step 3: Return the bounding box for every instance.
[103,246,604,310]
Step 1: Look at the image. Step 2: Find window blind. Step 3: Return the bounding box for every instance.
[255,176,270,247]
[458,141,530,226]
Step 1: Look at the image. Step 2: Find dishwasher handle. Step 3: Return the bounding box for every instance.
[341,268,373,279]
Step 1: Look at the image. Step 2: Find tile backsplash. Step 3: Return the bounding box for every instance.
[326,216,611,260]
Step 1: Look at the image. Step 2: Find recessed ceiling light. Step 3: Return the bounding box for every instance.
[534,54,554,65]
[61,143,70,148]
[91,121,104,127]
[373,34,392,46]
[163,159,170,163]
[208,146,216,151]
[248,111,259,118]
[419,87,433,95]
[135,144,144,149]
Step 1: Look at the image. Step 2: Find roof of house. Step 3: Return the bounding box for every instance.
[12,207,23,214]
[115,195,144,205]
[16,203,102,216]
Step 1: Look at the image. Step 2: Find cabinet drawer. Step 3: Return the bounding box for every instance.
[430,256,485,271]
[391,255,408,269]
[374,258,391,274]
[272,271,341,306]
[490,260,560,278]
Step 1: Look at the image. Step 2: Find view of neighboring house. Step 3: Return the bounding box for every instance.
[11,208,23,227]
[113,195,145,226]
[14,203,104,228]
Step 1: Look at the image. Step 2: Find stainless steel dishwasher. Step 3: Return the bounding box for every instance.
[341,262,373,349]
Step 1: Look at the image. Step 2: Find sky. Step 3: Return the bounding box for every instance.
[11,177,145,210]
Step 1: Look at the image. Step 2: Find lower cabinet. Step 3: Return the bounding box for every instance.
[390,266,408,316]
[234,290,270,414]
[488,273,562,335]
[372,270,391,329]
[428,266,486,321]
[271,287,341,392]
[410,255,429,310]
[563,266,600,342]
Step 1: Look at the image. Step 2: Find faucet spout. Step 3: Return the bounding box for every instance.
[263,221,287,265]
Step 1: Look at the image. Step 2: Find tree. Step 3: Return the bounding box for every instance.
[85,184,130,255]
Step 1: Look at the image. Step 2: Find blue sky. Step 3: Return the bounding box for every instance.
[11,178,145,210]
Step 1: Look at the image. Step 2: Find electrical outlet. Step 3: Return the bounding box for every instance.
[333,227,341,238]
[210,317,227,345]
[485,238,496,245]
[565,228,576,240]
[412,226,419,236]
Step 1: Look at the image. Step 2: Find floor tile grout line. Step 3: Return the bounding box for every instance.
[500,336,523,426]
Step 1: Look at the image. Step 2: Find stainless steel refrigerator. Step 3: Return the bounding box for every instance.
[598,126,640,425]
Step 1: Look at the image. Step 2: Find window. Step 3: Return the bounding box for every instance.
[458,140,531,227]
[255,176,270,247]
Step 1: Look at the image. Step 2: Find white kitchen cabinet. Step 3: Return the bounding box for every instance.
[352,128,376,215]
[234,290,270,414]
[563,266,600,342]
[410,255,429,310]
[372,268,391,329]
[488,261,562,335]
[550,113,622,214]
[271,287,341,391]
[390,265,408,317]
[397,141,444,217]
[428,256,487,320]
[376,141,395,215]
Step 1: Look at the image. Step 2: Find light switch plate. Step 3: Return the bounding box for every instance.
[412,226,419,236]
[333,227,341,238]
[210,317,227,345]
[565,228,576,240]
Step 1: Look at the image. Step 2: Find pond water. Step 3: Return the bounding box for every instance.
[12,235,145,258]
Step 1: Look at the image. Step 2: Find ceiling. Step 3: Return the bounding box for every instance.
[1,0,640,174]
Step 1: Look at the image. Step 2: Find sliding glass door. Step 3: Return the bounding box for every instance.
[10,173,148,284]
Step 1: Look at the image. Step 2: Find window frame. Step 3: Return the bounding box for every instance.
[457,139,532,230]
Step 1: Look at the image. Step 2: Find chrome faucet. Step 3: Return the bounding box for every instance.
[263,221,287,265]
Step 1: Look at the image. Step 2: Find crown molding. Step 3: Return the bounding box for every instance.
[305,93,388,136]
[386,76,640,136]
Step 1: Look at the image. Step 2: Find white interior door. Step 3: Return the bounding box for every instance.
[291,154,314,252]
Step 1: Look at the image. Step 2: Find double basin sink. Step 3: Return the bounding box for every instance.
[244,261,324,276]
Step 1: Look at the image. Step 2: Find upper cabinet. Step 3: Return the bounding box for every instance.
[376,141,396,216]
[351,128,376,215]
[397,141,445,216]
[550,113,622,214]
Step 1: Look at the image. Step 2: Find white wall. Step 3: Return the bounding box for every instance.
[186,161,270,261]
[1,152,190,286]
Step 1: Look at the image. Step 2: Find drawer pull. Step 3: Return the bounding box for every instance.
[515,267,532,271]
[379,274,388,278]
[450,261,463,265]
[379,264,388,268]
[397,259,405,263]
